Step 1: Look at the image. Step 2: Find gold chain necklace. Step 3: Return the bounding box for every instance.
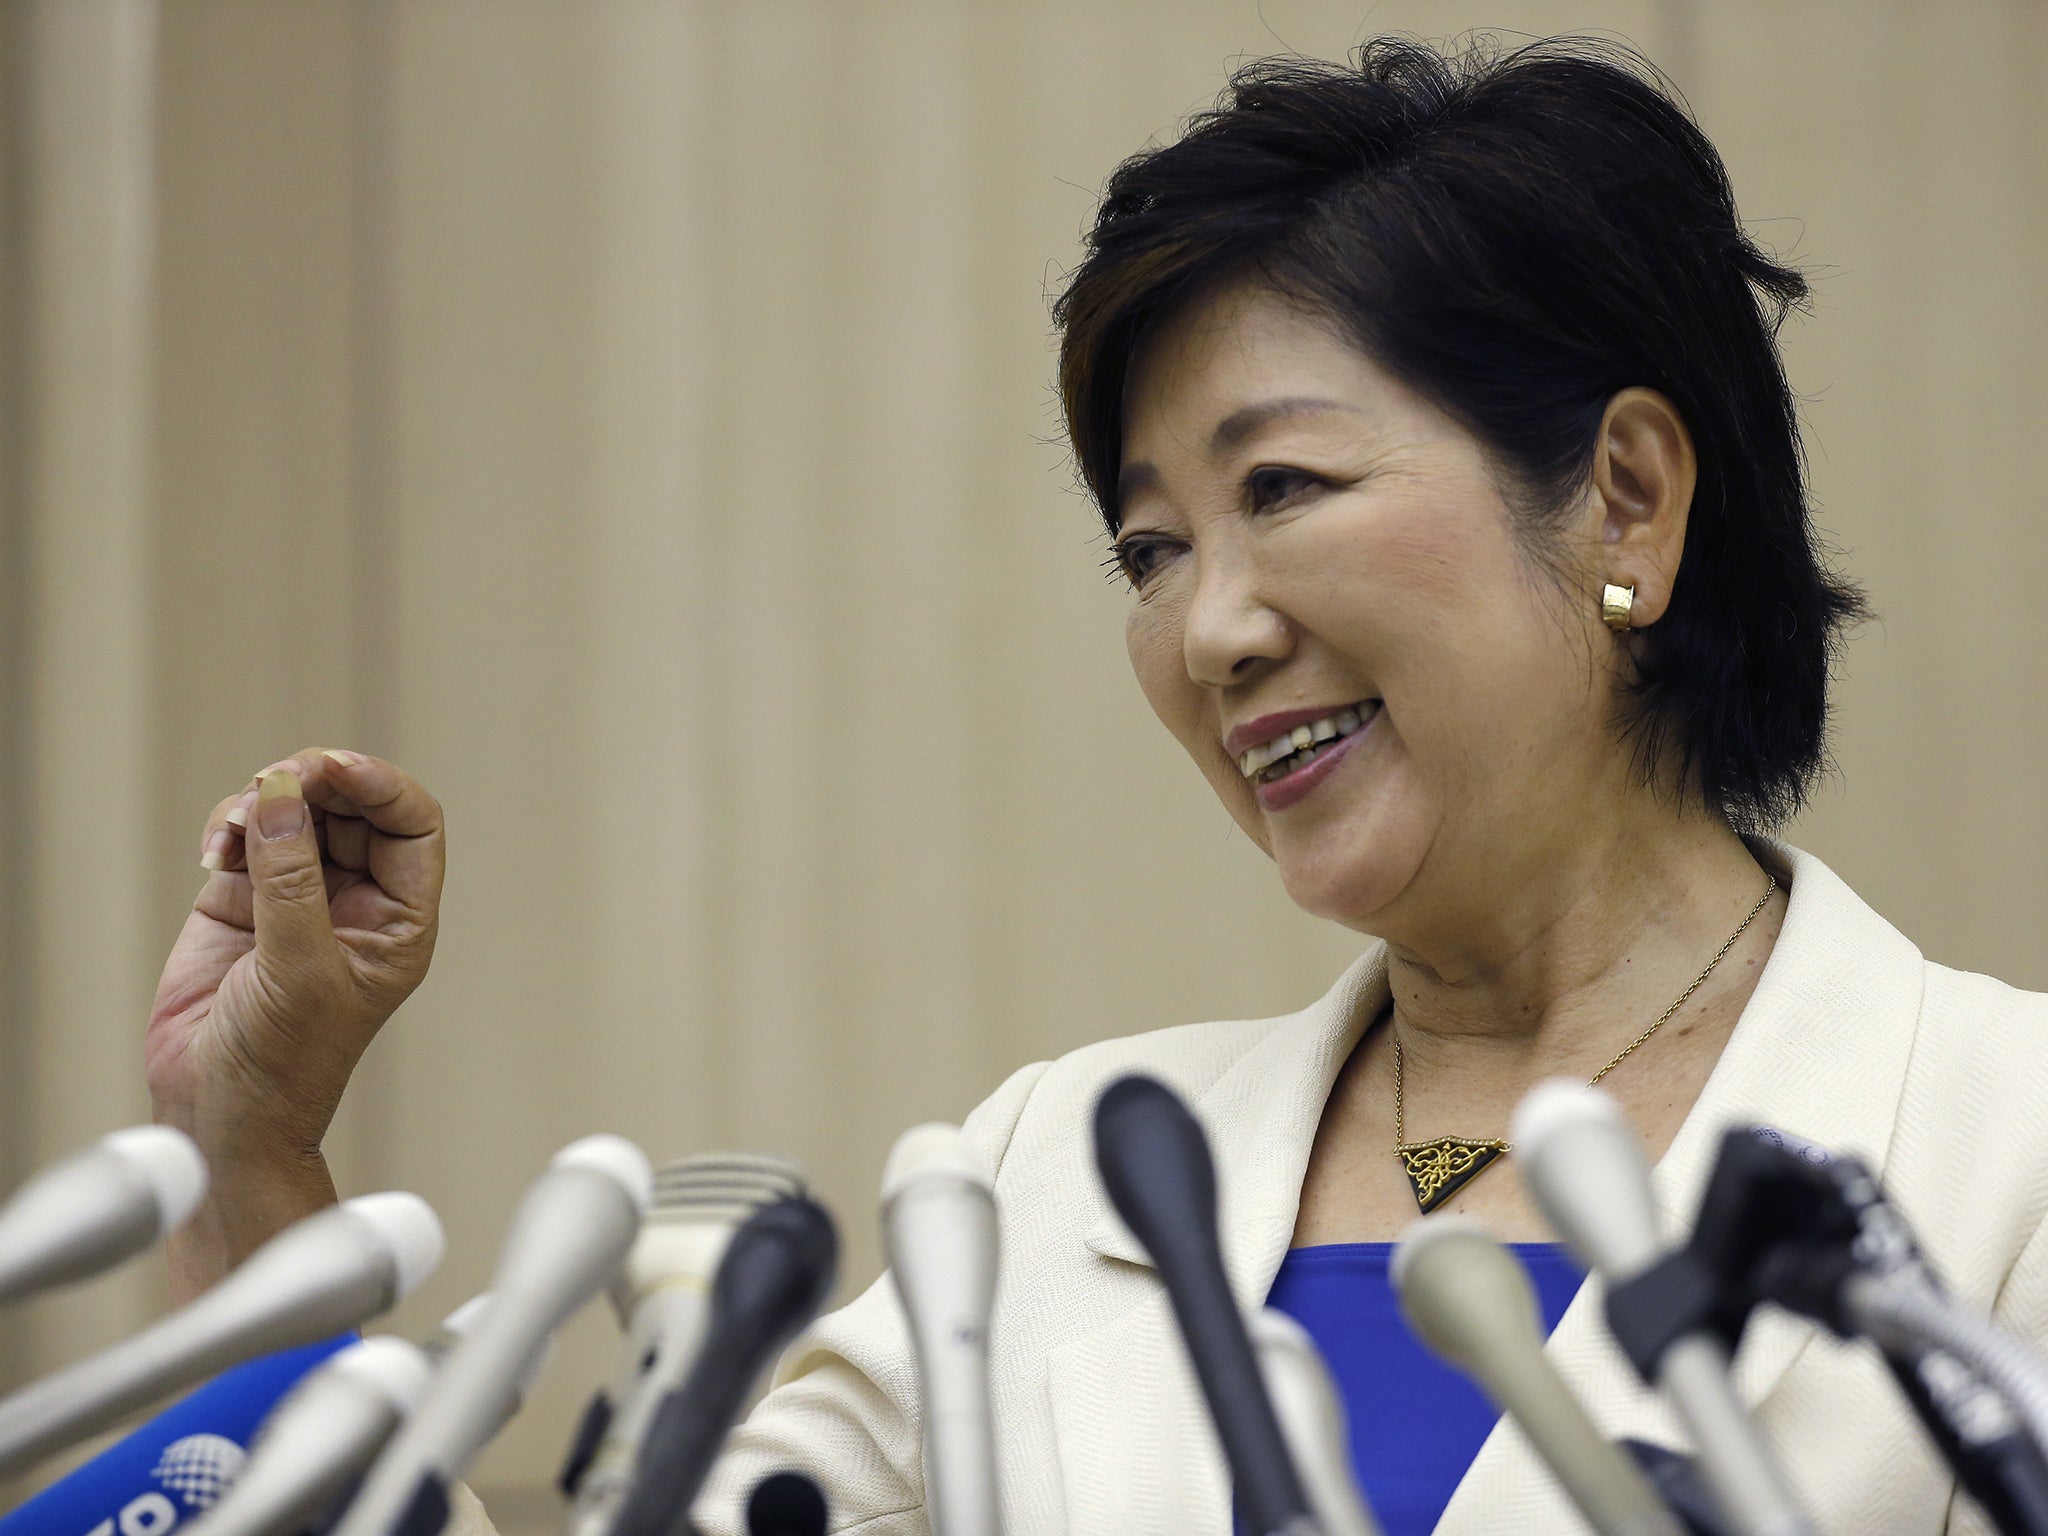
[1392,875,1777,1213]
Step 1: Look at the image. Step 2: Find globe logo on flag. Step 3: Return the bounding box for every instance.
[152,1433,247,1511]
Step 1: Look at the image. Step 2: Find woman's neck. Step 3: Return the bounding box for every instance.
[1378,810,1777,1080]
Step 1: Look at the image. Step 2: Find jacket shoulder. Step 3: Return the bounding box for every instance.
[1915,960,2048,1078]
[1887,961,2048,1305]
[993,1007,1311,1146]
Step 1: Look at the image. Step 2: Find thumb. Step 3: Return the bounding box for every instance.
[245,767,339,968]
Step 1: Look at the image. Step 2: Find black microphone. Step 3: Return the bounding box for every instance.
[609,1195,838,1536]
[1686,1127,2048,1536]
[1092,1074,1318,1536]
[745,1471,827,1536]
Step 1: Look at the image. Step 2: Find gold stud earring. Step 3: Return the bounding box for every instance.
[1601,582,1636,633]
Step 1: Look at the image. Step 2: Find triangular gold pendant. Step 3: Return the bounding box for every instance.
[1395,1137,1510,1214]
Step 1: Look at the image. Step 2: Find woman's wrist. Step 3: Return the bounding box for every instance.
[161,1137,337,1305]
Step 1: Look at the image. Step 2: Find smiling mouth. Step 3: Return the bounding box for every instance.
[1236,701,1379,783]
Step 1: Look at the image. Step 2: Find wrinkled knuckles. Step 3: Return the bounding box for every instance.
[255,856,331,911]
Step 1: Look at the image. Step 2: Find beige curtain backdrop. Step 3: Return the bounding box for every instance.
[3,0,2044,1520]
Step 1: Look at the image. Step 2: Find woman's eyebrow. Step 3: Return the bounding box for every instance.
[1208,395,1364,454]
[1117,396,1367,504]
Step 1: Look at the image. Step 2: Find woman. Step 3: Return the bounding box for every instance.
[147,36,2048,1536]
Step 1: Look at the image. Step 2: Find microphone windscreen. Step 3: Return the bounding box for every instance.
[746,1471,827,1536]
[341,1193,447,1299]
[1510,1080,1663,1279]
[102,1127,209,1229]
[554,1135,656,1215]
[882,1123,985,1198]
[1389,1215,1546,1370]
[1091,1075,1217,1261]
[325,1336,435,1415]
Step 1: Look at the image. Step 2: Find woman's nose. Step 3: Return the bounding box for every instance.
[1181,554,1292,687]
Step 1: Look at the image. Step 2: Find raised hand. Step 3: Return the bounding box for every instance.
[146,749,445,1297]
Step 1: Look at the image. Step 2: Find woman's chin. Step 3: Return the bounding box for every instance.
[1272,838,1420,931]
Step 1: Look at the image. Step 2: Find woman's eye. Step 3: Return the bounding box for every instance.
[1109,535,1178,590]
[1245,466,1324,511]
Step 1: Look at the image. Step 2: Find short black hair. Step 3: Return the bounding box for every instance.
[1053,35,1866,831]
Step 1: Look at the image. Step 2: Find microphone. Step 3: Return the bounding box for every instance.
[0,1125,208,1305]
[745,1471,827,1536]
[1683,1127,2048,1536]
[1091,1074,1318,1536]
[1390,1216,1683,1536]
[180,1287,556,1536]
[608,1194,839,1536]
[561,1154,805,1536]
[1246,1310,1381,1536]
[0,1191,442,1478]
[181,1336,434,1536]
[880,1123,1002,1536]
[1511,1082,1814,1536]
[431,1291,560,1437]
[331,1135,653,1536]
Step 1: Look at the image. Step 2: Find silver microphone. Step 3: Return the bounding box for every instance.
[561,1153,805,1536]
[1512,1081,1813,1536]
[332,1134,653,1536]
[184,1287,557,1536]
[1248,1309,1381,1536]
[183,1335,434,1536]
[0,1191,443,1478]
[881,1124,1002,1536]
[0,1125,208,1305]
[1391,1216,1683,1536]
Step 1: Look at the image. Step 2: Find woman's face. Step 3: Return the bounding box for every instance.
[1115,281,1617,935]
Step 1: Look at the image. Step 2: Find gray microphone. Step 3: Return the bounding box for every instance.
[0,1191,443,1478]
[1512,1081,1813,1536]
[332,1134,653,1536]
[0,1125,208,1305]
[1391,1216,1683,1536]
[881,1124,1002,1536]
[562,1154,805,1536]
[1248,1310,1381,1536]
[184,1290,544,1536]
[183,1335,435,1536]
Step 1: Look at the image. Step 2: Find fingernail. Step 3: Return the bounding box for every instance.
[224,790,256,829]
[200,830,227,872]
[324,749,360,768]
[256,768,307,839]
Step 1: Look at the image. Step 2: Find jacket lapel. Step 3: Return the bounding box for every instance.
[1436,842,1928,1533]
[1077,946,1390,1298]
[1056,950,1388,1531]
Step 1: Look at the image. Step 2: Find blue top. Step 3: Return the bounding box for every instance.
[1265,1242,1585,1536]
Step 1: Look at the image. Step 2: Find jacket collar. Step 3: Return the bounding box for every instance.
[1084,843,1924,1269]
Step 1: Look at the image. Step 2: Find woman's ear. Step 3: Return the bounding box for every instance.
[1593,386,1696,628]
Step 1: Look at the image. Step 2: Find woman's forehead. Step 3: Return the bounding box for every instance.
[1121,286,1423,470]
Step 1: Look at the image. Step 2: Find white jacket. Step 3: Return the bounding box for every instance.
[676,842,2048,1535]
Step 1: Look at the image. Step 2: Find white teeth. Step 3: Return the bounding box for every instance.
[1233,702,1377,782]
